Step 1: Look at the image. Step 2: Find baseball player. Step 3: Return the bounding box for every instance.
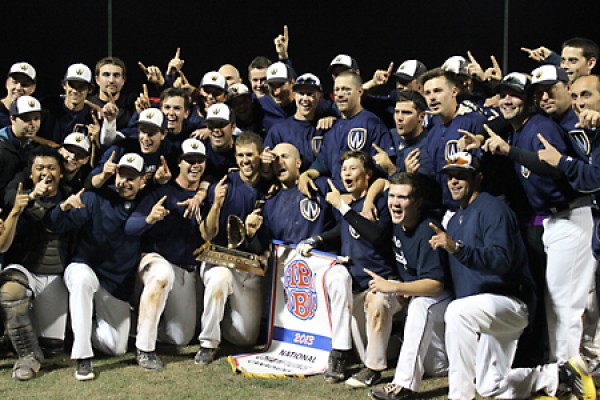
[259,61,296,132]
[265,73,328,172]
[296,151,395,384]
[428,151,595,400]
[482,72,596,364]
[0,96,42,206]
[58,132,92,195]
[227,83,265,136]
[0,62,37,128]
[125,138,208,370]
[367,172,451,398]
[195,131,268,365]
[247,56,271,99]
[0,146,71,381]
[298,71,395,195]
[186,71,228,141]
[201,103,238,181]
[48,153,146,380]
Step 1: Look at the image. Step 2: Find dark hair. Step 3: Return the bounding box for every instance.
[236,131,263,153]
[389,172,424,200]
[562,37,599,61]
[340,150,374,174]
[396,90,427,113]
[417,67,462,89]
[160,87,191,111]
[95,56,127,77]
[248,56,272,72]
[27,145,64,176]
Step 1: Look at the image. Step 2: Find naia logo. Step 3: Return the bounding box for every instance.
[284,259,317,320]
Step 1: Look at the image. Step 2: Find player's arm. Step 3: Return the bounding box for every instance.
[200,176,227,241]
[365,268,443,297]
[0,183,29,252]
[361,178,389,220]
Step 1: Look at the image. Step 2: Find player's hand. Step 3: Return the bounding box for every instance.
[167,48,185,75]
[521,46,552,62]
[101,151,118,180]
[245,208,263,238]
[177,189,206,220]
[154,156,172,185]
[146,195,169,225]
[213,176,228,208]
[360,199,379,221]
[173,69,195,93]
[135,84,151,114]
[87,113,101,147]
[373,62,395,86]
[102,93,119,122]
[372,143,395,176]
[60,188,86,212]
[190,128,211,140]
[325,179,342,208]
[274,25,289,59]
[29,176,51,201]
[482,124,510,156]
[457,129,484,151]
[296,235,322,257]
[139,62,165,86]
[537,133,562,167]
[466,51,486,81]
[11,183,30,217]
[428,222,459,253]
[316,116,336,131]
[364,268,398,294]
[576,109,600,129]
[404,148,421,174]
[260,146,276,166]
[298,172,318,198]
[484,55,503,81]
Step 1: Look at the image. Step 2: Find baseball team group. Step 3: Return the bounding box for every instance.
[1,26,600,399]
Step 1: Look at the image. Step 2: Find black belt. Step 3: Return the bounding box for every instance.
[548,196,592,215]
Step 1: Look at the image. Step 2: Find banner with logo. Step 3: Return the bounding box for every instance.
[228,241,336,377]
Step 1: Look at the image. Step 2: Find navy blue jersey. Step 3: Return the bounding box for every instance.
[125,180,204,267]
[446,193,534,310]
[392,216,449,286]
[426,112,486,209]
[558,128,600,193]
[258,95,296,132]
[393,129,434,177]
[202,139,237,181]
[0,102,9,129]
[187,105,206,131]
[48,191,140,301]
[87,92,137,131]
[264,117,326,172]
[43,98,94,143]
[310,109,395,183]
[362,90,397,129]
[509,113,580,215]
[263,178,335,244]
[206,172,266,249]
[340,193,395,291]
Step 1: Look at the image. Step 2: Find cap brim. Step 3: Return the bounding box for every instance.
[495,82,526,94]
[117,165,144,176]
[293,83,321,91]
[531,79,560,87]
[442,164,477,172]
[393,73,415,83]
[267,78,288,85]
[8,72,35,83]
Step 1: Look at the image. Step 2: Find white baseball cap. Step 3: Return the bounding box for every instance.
[531,65,569,86]
[181,138,207,157]
[137,108,165,130]
[8,62,36,82]
[63,132,91,154]
[293,73,322,91]
[64,63,93,85]
[228,83,250,98]
[267,62,292,84]
[328,54,359,72]
[118,153,144,174]
[205,103,234,123]
[9,95,41,117]
[394,60,428,82]
[200,71,227,91]
[442,56,469,76]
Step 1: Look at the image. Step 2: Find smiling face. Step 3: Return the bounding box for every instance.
[138,124,166,154]
[294,89,321,121]
[561,46,595,82]
[423,76,458,122]
[334,74,362,118]
[446,169,479,208]
[5,75,36,103]
[387,183,422,228]
[268,81,294,107]
[31,155,62,198]
[161,96,189,133]
[534,82,571,117]
[340,156,371,198]
[63,80,90,111]
[498,89,528,122]
[249,67,268,98]
[178,155,206,186]
[272,143,302,187]
[235,143,261,183]
[59,145,89,174]
[11,112,41,139]
[115,168,144,200]
[570,75,600,114]
[207,120,235,151]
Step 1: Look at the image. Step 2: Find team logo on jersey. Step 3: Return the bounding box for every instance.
[348,128,367,150]
[444,140,460,162]
[300,198,321,221]
[349,225,360,239]
[569,130,591,156]
[284,259,317,320]
[521,165,530,179]
[311,136,323,156]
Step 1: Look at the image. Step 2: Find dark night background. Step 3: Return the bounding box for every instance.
[1,1,598,101]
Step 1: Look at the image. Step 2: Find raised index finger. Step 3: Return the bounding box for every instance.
[108,150,116,163]
[175,47,181,59]
[138,61,148,74]
[467,50,478,64]
[372,143,386,154]
[327,178,338,192]
[17,182,23,195]
[363,268,380,279]
[283,25,288,40]
[157,195,168,206]
[520,47,533,55]
[76,188,85,197]
[428,222,443,234]
[490,55,500,70]
[483,124,498,137]
[143,84,149,98]
[536,133,552,148]
[386,61,394,76]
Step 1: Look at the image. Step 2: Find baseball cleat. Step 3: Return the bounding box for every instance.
[12,354,41,381]
[136,349,164,370]
[75,358,95,381]
[369,383,417,400]
[345,367,382,388]
[324,350,347,383]
[194,347,218,366]
[558,354,596,400]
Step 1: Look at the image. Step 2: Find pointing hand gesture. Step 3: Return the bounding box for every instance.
[274,25,289,59]
[372,143,395,175]
[482,124,509,156]
[11,183,30,216]
[146,195,169,225]
[167,48,185,75]
[428,222,459,253]
[154,156,172,185]
[60,188,86,212]
[536,133,561,167]
[325,179,342,208]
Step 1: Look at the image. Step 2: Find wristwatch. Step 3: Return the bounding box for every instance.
[454,240,465,253]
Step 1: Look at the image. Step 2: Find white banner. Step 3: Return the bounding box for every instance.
[228,241,336,377]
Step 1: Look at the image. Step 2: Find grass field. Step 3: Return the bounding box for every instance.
[0,342,454,400]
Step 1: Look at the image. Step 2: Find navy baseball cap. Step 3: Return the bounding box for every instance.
[495,72,530,94]
[442,152,481,173]
[531,65,569,86]
[394,60,427,83]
